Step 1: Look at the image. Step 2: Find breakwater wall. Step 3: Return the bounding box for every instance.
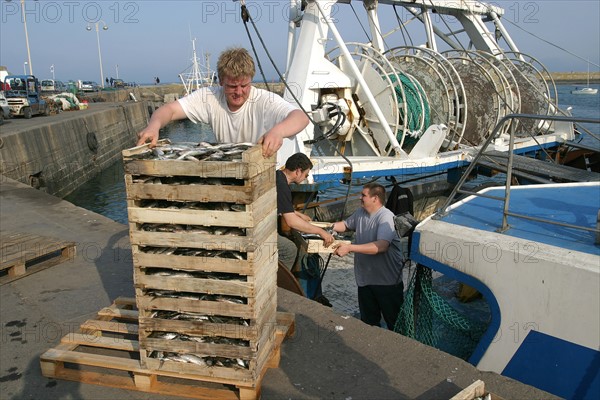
[0,102,148,197]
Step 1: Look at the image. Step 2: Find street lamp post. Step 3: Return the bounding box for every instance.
[23,61,28,75]
[86,21,108,88]
[50,64,55,80]
[116,64,119,79]
[21,0,33,75]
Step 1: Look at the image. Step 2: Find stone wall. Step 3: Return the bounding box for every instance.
[0,102,148,197]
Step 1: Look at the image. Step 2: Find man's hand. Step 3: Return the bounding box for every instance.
[136,101,187,148]
[333,243,351,257]
[319,230,335,247]
[258,109,309,157]
[136,127,159,147]
[258,130,283,158]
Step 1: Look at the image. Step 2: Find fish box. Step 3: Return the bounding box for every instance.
[122,141,280,382]
[304,239,351,254]
[122,140,276,204]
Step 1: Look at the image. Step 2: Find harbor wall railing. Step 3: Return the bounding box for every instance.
[0,102,149,198]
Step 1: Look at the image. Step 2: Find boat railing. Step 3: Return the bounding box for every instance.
[435,113,600,234]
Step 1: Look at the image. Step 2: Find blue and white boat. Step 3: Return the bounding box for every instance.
[409,115,600,399]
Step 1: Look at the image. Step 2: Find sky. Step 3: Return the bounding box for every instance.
[1,0,599,85]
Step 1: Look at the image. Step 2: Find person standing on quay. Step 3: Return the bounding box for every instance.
[137,47,309,158]
[331,183,404,329]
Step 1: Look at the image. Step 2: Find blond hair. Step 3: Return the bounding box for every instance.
[217,47,255,82]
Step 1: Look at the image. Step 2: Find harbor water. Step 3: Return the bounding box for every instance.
[63,84,599,320]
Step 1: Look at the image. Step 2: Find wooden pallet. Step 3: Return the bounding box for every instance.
[40,297,295,400]
[0,231,76,284]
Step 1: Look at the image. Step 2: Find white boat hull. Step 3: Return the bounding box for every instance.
[412,183,600,399]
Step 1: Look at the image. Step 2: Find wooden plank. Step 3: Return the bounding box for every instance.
[139,317,258,341]
[62,333,139,352]
[134,272,254,297]
[132,251,254,275]
[127,187,276,227]
[97,305,139,321]
[135,295,255,320]
[79,319,138,336]
[141,338,254,359]
[450,379,486,400]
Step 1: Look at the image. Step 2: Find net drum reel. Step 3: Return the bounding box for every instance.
[443,50,510,146]
[501,51,559,136]
[385,46,467,151]
[442,50,520,146]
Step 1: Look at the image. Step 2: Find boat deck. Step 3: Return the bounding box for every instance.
[438,182,600,255]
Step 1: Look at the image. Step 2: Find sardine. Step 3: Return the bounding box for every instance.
[179,354,208,366]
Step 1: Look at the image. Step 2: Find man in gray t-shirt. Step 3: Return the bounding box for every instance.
[332,183,404,329]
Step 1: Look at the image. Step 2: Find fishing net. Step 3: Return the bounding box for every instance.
[394,264,489,361]
[388,72,431,143]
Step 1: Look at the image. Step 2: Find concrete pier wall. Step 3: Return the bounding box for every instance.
[0,102,148,197]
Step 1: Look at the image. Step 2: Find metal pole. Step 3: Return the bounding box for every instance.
[21,0,33,74]
[23,61,28,74]
[95,24,105,88]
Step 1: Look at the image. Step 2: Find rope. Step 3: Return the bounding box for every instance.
[388,73,431,140]
[350,3,371,42]
[240,4,271,92]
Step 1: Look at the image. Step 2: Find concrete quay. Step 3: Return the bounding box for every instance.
[0,175,558,399]
[1,99,558,399]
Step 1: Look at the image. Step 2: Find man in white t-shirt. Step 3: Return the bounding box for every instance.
[136,47,309,158]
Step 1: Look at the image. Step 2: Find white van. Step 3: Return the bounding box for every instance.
[41,79,66,93]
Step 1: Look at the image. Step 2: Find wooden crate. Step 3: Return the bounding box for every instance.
[1,231,76,284]
[122,142,279,383]
[450,380,504,400]
[122,142,276,204]
[304,239,351,254]
[40,297,295,400]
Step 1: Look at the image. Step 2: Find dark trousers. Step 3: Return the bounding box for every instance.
[358,283,404,330]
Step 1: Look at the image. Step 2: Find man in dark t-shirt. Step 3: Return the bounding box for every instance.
[276,153,334,270]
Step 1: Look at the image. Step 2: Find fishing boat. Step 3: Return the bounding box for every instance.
[243,2,600,397]
[405,114,599,400]
[178,38,216,95]
[264,0,581,187]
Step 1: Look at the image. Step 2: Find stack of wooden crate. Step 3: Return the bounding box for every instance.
[122,142,278,384]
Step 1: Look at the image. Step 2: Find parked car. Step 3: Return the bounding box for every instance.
[80,81,99,92]
[112,78,125,88]
[0,92,10,124]
[41,79,66,93]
